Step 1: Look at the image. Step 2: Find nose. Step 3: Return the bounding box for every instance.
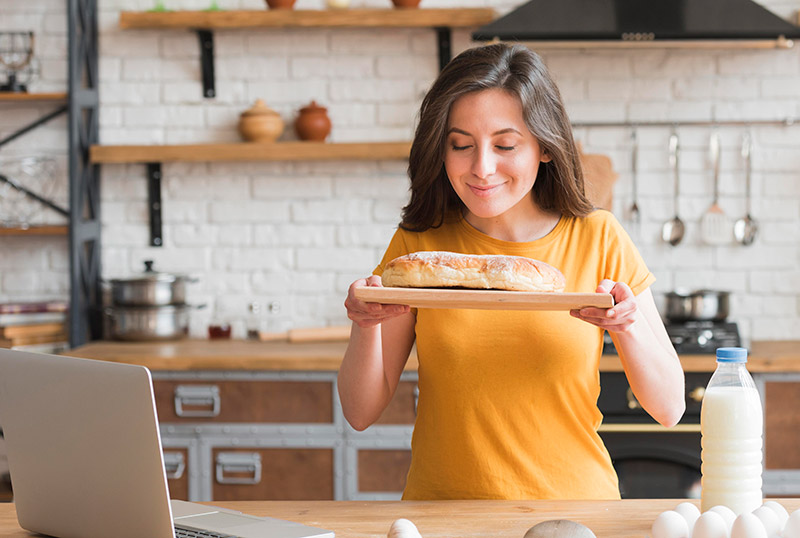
[471,145,497,179]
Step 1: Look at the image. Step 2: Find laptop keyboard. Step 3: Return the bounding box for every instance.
[175,525,238,538]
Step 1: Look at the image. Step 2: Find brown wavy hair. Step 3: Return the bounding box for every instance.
[401,43,593,232]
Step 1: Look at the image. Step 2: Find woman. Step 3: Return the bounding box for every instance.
[338,43,684,500]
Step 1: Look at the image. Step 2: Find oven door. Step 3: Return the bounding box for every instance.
[598,372,709,499]
[599,426,701,499]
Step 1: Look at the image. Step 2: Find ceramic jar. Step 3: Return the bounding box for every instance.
[294,101,332,142]
[238,99,284,143]
[265,0,296,8]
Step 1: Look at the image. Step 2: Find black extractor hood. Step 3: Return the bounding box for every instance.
[473,0,800,48]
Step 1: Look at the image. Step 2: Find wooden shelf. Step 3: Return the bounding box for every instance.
[0,92,68,102]
[0,225,68,236]
[119,8,495,29]
[90,141,412,163]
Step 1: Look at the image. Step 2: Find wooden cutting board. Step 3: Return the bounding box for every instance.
[354,287,613,311]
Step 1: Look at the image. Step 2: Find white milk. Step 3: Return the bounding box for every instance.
[700,385,763,514]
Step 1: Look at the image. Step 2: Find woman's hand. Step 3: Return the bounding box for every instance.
[570,279,640,334]
[345,276,411,329]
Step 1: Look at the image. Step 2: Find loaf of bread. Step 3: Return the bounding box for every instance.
[381,251,566,292]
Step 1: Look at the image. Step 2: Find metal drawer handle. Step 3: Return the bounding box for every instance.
[626,387,641,410]
[174,385,221,417]
[412,385,419,416]
[163,451,186,480]
[216,452,262,485]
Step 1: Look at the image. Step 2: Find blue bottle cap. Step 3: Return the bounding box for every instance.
[716,347,748,362]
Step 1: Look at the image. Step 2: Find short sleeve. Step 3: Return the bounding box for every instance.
[600,213,655,296]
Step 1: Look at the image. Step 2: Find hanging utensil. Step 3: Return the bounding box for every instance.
[734,131,758,246]
[661,131,685,246]
[700,130,731,245]
[628,128,640,225]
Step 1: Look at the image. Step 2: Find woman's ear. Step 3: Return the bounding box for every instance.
[540,153,553,163]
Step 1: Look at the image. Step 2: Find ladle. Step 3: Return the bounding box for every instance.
[628,128,640,226]
[661,131,685,246]
[733,131,758,246]
[524,519,597,538]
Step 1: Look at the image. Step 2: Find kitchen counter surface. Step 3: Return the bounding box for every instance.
[2,499,799,537]
[63,339,800,373]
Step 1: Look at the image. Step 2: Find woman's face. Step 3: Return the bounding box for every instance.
[444,88,550,221]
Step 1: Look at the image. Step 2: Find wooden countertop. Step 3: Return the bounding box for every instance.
[1,499,799,537]
[63,339,800,373]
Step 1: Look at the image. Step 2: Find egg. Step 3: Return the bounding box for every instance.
[674,502,701,531]
[388,518,422,538]
[783,510,800,538]
[692,511,728,538]
[761,501,789,530]
[652,510,690,538]
[709,505,738,532]
[751,506,781,537]
[731,513,767,538]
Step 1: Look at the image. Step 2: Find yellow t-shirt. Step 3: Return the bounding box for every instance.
[374,210,655,500]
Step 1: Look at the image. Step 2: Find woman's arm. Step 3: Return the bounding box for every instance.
[337,275,416,431]
[571,280,685,427]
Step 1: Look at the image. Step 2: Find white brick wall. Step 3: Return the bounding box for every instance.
[1,0,799,343]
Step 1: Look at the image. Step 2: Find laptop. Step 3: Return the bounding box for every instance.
[0,348,335,538]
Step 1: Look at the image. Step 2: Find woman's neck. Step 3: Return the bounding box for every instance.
[463,201,561,243]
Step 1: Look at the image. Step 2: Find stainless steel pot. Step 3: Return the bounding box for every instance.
[104,304,203,341]
[109,260,197,306]
[665,289,730,322]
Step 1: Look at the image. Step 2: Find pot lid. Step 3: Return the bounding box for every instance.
[241,99,280,117]
[300,100,327,113]
[109,260,187,283]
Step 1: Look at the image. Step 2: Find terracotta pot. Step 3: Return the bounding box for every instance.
[391,0,421,8]
[238,99,284,143]
[265,0,296,9]
[294,101,332,142]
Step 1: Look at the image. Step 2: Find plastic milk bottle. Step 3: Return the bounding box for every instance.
[700,347,763,514]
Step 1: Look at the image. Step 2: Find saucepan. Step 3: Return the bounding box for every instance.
[664,289,730,322]
[108,260,198,306]
[104,304,205,341]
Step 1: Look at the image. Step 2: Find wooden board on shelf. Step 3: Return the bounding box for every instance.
[0,225,68,236]
[89,141,412,163]
[119,8,495,29]
[0,92,68,102]
[354,286,614,311]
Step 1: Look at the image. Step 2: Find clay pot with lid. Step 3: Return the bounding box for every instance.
[294,101,332,142]
[238,99,284,143]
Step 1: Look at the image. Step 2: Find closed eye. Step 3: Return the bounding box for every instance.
[451,144,471,151]
[497,145,516,151]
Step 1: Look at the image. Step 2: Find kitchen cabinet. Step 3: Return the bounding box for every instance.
[153,370,417,501]
[755,373,800,497]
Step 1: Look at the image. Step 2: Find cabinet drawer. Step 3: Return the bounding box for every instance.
[211,447,334,501]
[164,448,189,501]
[154,380,333,423]
[374,381,417,425]
[357,449,412,493]
[765,381,800,469]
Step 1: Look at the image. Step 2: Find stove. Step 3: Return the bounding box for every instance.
[603,320,741,355]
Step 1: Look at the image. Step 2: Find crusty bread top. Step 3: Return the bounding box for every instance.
[381,251,566,292]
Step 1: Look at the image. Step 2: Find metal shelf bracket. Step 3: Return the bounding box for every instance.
[435,27,451,71]
[197,29,216,99]
[147,162,163,247]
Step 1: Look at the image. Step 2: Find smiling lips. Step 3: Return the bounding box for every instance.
[468,183,504,197]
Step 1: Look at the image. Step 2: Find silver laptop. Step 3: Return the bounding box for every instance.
[0,348,334,538]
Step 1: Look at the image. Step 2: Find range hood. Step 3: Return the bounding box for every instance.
[473,0,800,49]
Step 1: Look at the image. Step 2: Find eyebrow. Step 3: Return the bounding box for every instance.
[447,127,522,136]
